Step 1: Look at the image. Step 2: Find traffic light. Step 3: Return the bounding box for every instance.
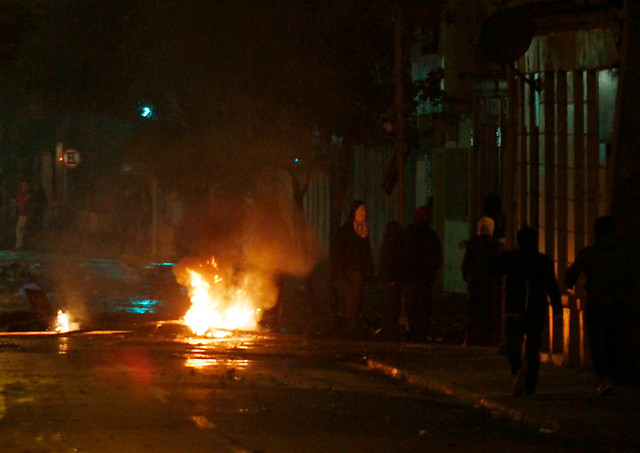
[138,101,157,120]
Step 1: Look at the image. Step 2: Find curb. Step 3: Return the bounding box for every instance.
[366,358,561,433]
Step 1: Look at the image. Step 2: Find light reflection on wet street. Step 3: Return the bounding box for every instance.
[0,255,600,452]
[0,327,592,453]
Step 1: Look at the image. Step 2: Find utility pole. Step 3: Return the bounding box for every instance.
[394,1,406,225]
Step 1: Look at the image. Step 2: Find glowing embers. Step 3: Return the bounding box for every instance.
[178,258,263,337]
[185,355,250,370]
[183,339,251,370]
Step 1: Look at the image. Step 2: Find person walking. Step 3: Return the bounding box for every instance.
[378,221,404,340]
[496,226,561,396]
[402,205,442,343]
[564,216,638,395]
[331,200,374,337]
[14,181,33,249]
[461,216,501,345]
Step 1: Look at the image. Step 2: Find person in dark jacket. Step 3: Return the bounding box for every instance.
[331,200,375,336]
[496,226,562,396]
[564,216,638,395]
[378,221,404,340]
[402,205,442,343]
[462,216,501,345]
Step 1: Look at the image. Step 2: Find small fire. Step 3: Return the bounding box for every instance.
[180,258,264,337]
[54,310,80,333]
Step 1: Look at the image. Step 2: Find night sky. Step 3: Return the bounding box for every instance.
[0,0,395,183]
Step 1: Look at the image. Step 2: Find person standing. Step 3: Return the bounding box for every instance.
[564,216,638,395]
[496,226,561,396]
[15,181,33,249]
[402,205,442,343]
[482,193,507,348]
[331,200,374,337]
[461,216,501,345]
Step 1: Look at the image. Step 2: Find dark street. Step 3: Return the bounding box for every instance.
[0,329,594,453]
[0,251,628,453]
[0,1,639,450]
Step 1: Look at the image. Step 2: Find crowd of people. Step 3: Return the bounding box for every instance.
[4,177,639,397]
[331,199,442,341]
[331,196,638,397]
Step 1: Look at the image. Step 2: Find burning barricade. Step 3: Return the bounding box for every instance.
[23,285,80,333]
[173,257,278,338]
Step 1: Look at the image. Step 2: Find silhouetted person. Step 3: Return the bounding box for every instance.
[482,193,507,347]
[496,226,561,396]
[331,200,374,337]
[402,205,442,343]
[378,221,404,340]
[565,216,638,395]
[462,217,501,345]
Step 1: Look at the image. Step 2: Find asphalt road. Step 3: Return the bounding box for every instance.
[0,328,600,453]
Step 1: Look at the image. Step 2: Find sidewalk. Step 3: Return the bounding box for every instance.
[366,343,640,453]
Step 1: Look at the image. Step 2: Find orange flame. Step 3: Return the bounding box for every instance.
[180,258,263,336]
[55,310,80,333]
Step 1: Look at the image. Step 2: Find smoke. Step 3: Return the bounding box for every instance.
[240,183,319,278]
[174,170,319,312]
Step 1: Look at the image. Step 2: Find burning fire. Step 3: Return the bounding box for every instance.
[54,310,80,333]
[179,258,266,337]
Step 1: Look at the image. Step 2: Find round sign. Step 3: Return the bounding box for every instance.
[63,149,81,169]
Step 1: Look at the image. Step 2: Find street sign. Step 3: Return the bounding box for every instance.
[63,149,81,169]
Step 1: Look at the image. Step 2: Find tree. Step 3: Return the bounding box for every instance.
[0,0,138,192]
[1,0,444,262]
[121,0,444,189]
